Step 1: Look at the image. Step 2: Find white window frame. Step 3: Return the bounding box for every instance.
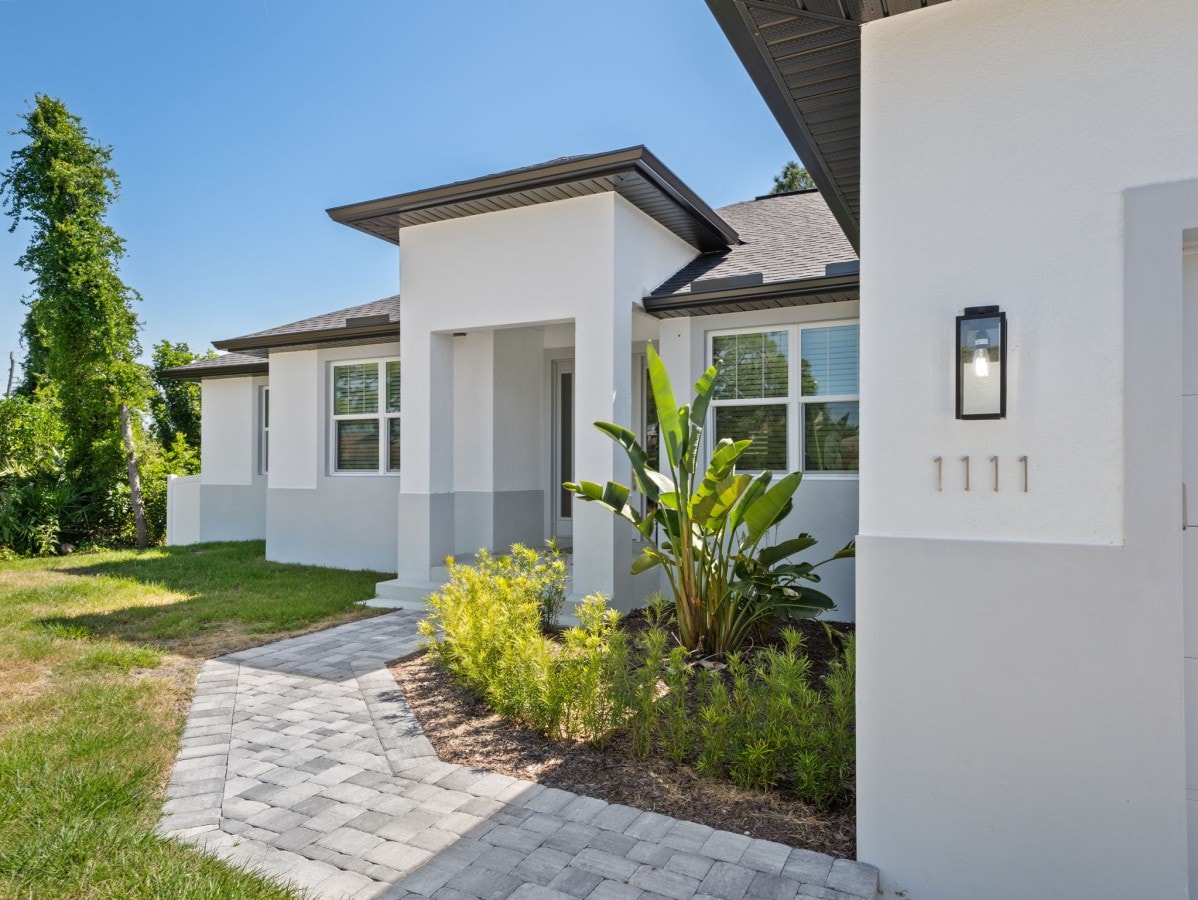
[706,319,859,478]
[328,357,401,476]
[259,385,270,476]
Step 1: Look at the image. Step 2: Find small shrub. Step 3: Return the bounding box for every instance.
[632,624,856,812]
[617,595,670,759]
[419,547,625,740]
[657,646,692,764]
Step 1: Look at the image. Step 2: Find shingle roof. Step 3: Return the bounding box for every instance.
[651,191,857,298]
[213,296,400,351]
[160,351,267,380]
[183,191,853,369]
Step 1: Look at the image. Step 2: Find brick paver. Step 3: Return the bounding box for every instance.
[158,612,878,900]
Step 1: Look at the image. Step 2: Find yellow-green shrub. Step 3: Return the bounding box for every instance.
[418,546,626,740]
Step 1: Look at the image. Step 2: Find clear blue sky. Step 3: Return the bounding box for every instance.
[0,0,796,372]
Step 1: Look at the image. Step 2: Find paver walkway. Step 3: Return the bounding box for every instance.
[159,611,879,900]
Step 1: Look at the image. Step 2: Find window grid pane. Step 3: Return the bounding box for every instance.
[801,325,859,397]
[337,420,380,471]
[387,418,401,472]
[803,401,859,472]
[714,405,788,472]
[713,331,788,400]
[386,361,401,414]
[334,364,379,415]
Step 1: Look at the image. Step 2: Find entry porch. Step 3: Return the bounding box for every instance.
[376,315,663,611]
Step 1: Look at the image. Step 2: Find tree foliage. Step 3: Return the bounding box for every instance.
[150,339,211,450]
[771,161,815,194]
[1,95,150,546]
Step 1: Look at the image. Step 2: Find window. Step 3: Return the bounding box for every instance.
[330,359,400,473]
[709,323,858,474]
[259,386,269,475]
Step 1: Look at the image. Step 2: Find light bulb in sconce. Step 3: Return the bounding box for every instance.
[972,338,990,378]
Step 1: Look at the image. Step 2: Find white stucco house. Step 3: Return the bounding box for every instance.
[164,146,863,617]
[165,0,1198,895]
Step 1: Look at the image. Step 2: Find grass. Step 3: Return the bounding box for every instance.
[0,540,387,899]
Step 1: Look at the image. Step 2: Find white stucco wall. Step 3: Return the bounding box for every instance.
[200,376,255,486]
[860,0,1198,545]
[858,1,1198,896]
[166,475,201,545]
[264,343,400,573]
[397,192,702,606]
[168,375,267,544]
[267,350,319,491]
[494,327,546,496]
[658,302,861,622]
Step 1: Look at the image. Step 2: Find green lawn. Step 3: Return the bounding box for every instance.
[0,541,387,899]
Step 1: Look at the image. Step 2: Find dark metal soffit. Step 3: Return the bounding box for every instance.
[326,146,738,253]
[214,321,400,353]
[643,272,859,318]
[160,359,268,381]
[706,0,953,252]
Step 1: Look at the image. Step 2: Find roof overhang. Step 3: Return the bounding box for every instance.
[326,146,738,252]
[160,356,269,381]
[214,321,400,352]
[706,0,954,252]
[644,272,859,318]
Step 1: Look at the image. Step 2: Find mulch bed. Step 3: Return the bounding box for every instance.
[387,614,856,859]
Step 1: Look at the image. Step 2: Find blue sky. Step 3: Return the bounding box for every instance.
[0,0,795,371]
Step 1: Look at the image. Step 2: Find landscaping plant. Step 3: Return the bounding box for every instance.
[691,629,854,810]
[566,345,854,655]
[617,610,856,811]
[418,545,627,741]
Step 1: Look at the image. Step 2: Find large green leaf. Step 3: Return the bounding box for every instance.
[631,548,667,574]
[772,562,817,580]
[775,585,837,617]
[757,534,817,567]
[705,474,752,527]
[677,405,692,475]
[728,472,771,532]
[647,345,681,469]
[742,471,803,542]
[594,420,660,500]
[693,438,749,507]
[690,363,720,432]
[564,480,641,529]
[693,473,746,525]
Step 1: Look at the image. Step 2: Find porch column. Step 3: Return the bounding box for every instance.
[397,330,454,581]
[452,331,495,555]
[573,302,634,608]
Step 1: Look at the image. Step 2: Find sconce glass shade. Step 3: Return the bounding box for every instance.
[956,306,1006,419]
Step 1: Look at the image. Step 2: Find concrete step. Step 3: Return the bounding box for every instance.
[361,577,443,610]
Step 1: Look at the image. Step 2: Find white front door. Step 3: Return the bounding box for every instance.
[552,358,575,548]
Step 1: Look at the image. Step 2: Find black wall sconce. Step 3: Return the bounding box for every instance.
[956,306,1006,419]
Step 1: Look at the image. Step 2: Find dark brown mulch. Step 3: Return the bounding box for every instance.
[387,615,856,859]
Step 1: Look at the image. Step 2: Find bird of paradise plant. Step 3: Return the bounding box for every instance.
[565,345,853,655]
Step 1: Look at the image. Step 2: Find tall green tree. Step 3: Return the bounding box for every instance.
[771,161,815,194]
[1,95,150,545]
[150,339,212,451]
